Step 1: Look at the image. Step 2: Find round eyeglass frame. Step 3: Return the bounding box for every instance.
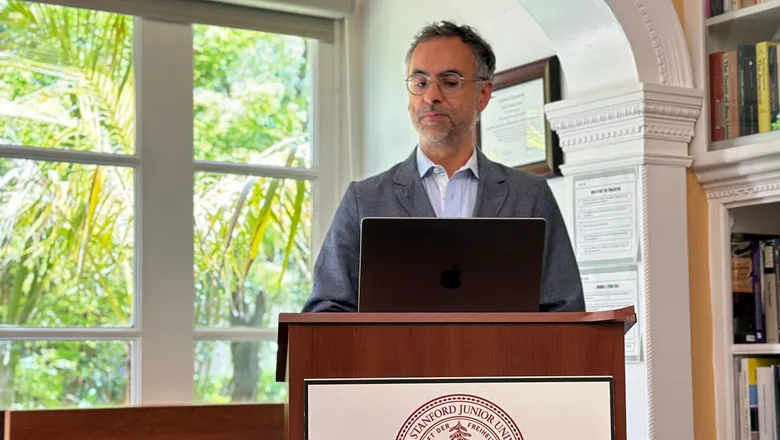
[404,73,489,96]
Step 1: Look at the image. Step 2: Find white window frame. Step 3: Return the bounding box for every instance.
[0,9,347,406]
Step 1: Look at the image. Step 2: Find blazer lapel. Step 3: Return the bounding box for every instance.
[473,151,508,217]
[393,150,436,217]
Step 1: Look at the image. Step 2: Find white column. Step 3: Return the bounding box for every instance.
[546,82,703,440]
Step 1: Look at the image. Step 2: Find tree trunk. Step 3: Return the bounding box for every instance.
[228,289,266,402]
[229,340,260,401]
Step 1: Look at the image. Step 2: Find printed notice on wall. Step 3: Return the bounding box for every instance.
[581,269,641,362]
[573,171,638,264]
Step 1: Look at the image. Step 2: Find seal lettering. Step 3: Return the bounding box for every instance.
[396,394,523,440]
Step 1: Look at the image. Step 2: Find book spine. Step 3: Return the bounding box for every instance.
[775,240,780,338]
[762,240,778,343]
[757,42,776,133]
[776,45,780,129]
[711,52,725,141]
[742,359,750,440]
[724,52,732,139]
[758,367,770,440]
[770,46,778,130]
[754,240,765,343]
[739,45,759,136]
[734,239,757,343]
[729,50,740,137]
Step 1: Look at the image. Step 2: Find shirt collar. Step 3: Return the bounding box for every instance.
[416,145,479,178]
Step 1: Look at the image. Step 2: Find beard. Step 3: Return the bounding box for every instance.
[412,105,467,145]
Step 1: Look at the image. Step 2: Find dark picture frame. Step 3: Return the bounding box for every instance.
[476,55,562,177]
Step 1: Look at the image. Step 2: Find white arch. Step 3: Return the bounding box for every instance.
[515,0,693,97]
[508,3,700,440]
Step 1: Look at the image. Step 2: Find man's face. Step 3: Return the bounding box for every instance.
[407,37,492,146]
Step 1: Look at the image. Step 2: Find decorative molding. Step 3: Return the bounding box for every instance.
[693,142,780,200]
[546,82,702,175]
[548,85,701,141]
[552,104,700,135]
[547,83,701,140]
[631,0,668,85]
[629,0,694,88]
[561,153,693,176]
[557,122,696,149]
[694,143,780,182]
[639,165,656,440]
[705,182,780,201]
[698,165,780,201]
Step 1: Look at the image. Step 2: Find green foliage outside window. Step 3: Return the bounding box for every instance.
[0,0,312,409]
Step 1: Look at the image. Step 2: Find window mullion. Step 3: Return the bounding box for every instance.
[135,17,195,405]
[193,160,319,181]
[0,143,140,167]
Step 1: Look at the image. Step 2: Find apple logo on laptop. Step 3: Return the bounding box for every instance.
[440,265,462,289]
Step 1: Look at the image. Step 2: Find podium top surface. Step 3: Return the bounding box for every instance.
[275,307,636,381]
[278,306,635,328]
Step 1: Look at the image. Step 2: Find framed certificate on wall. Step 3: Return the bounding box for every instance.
[477,55,562,177]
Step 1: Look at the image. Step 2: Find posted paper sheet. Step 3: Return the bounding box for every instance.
[574,172,638,264]
[582,269,641,362]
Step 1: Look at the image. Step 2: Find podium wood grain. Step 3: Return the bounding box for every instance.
[3,403,284,440]
[277,308,634,440]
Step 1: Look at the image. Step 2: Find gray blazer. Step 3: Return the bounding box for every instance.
[302,148,586,313]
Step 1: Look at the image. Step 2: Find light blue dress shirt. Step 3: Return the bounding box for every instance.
[415,146,479,218]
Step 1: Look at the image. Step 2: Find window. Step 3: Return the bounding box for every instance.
[0,0,334,409]
[0,1,136,409]
[191,23,313,403]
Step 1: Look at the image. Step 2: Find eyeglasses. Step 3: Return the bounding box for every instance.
[405,73,488,96]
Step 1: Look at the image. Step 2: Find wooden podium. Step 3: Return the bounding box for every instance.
[276,306,636,440]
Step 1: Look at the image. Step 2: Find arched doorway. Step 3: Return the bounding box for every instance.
[511,1,702,439]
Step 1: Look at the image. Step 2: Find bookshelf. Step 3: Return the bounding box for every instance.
[702,189,780,440]
[695,1,780,440]
[711,126,780,149]
[707,0,780,35]
[706,1,780,148]
[733,343,780,355]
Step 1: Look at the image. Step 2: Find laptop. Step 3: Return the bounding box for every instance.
[357,217,547,313]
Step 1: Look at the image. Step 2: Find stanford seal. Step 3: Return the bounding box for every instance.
[395,394,523,440]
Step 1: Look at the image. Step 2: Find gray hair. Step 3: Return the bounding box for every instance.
[405,20,496,81]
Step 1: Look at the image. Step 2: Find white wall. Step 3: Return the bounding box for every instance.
[351,0,573,230]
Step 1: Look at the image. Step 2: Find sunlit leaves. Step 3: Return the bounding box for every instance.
[0,0,134,154]
[192,24,311,167]
[0,2,313,408]
[192,24,312,403]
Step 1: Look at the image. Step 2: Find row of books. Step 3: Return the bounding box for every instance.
[732,233,780,344]
[709,42,780,143]
[732,234,780,440]
[708,0,770,17]
[736,358,780,440]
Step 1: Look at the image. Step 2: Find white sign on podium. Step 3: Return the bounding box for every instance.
[304,377,614,440]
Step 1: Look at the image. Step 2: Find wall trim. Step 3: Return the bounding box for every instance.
[545,82,702,176]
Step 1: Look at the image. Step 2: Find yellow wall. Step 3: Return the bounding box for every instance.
[672,0,685,24]
[687,169,715,440]
[672,0,717,438]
